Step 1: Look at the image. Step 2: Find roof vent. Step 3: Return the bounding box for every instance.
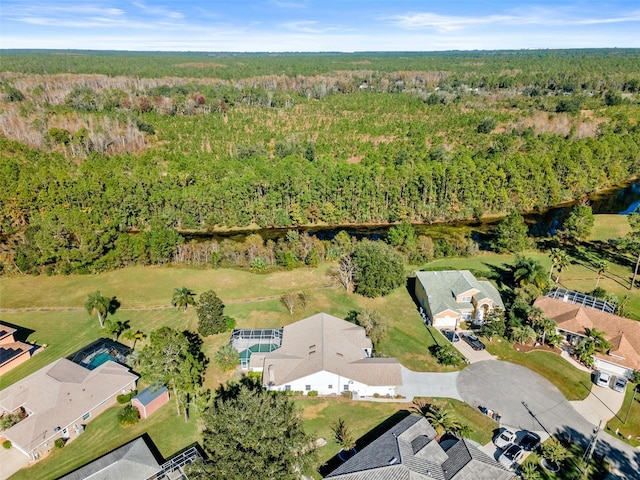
[388,456,398,465]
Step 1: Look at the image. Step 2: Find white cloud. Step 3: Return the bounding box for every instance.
[383,8,640,32]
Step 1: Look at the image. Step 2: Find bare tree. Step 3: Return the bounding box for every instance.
[280,292,298,315]
[334,255,356,292]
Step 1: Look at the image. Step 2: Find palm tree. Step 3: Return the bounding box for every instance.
[172,287,196,313]
[106,319,130,341]
[584,327,611,353]
[513,256,547,289]
[573,337,595,366]
[594,260,608,288]
[425,405,459,437]
[548,247,562,280]
[526,306,545,327]
[510,325,537,345]
[554,250,570,284]
[520,462,542,480]
[122,329,146,349]
[85,291,110,328]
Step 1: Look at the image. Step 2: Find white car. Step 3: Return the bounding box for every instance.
[494,428,516,449]
[594,370,611,388]
[498,443,524,469]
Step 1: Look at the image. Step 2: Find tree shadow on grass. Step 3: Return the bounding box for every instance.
[318,410,412,477]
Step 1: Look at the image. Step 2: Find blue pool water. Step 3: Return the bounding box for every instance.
[88,352,118,369]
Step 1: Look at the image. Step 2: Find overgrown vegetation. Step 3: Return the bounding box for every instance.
[1,50,640,275]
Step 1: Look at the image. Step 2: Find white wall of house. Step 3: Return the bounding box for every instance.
[593,358,632,378]
[268,370,396,397]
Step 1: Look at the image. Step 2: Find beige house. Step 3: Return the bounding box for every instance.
[239,313,402,398]
[534,294,640,378]
[0,358,138,461]
[0,323,34,376]
[415,271,504,328]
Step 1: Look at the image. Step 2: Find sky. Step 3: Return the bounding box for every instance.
[1,0,639,52]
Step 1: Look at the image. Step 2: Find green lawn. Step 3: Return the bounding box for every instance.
[484,339,592,401]
[604,383,640,447]
[9,401,199,480]
[297,396,495,468]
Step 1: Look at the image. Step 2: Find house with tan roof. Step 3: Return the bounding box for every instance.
[324,414,515,480]
[233,313,402,398]
[534,292,640,378]
[415,271,504,328]
[0,323,35,376]
[0,358,137,461]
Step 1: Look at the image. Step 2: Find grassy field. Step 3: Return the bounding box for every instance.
[2,219,639,477]
[484,339,593,401]
[604,383,640,447]
[9,401,200,480]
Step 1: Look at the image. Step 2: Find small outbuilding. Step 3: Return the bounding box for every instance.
[131,385,169,419]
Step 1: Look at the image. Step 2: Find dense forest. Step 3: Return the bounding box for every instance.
[1,49,639,274]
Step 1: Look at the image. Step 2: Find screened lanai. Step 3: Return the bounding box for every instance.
[230,328,283,369]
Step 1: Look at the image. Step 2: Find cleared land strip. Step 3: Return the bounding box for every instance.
[0,293,299,313]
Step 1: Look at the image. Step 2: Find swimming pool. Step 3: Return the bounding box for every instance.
[86,352,118,370]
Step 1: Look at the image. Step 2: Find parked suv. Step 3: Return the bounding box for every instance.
[462,333,485,351]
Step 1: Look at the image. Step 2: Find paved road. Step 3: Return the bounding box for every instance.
[397,367,462,401]
[457,360,640,479]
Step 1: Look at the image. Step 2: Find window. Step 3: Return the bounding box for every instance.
[305,385,311,391]
[460,296,471,303]
[343,384,349,391]
[284,385,291,391]
[328,385,333,389]
[82,412,91,421]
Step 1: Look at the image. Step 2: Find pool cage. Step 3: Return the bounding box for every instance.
[230,329,283,369]
[546,287,616,314]
[67,338,131,370]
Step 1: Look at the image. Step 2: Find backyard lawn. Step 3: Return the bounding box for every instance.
[484,339,592,401]
[298,395,495,471]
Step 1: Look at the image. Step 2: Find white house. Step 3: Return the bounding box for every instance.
[414,270,504,328]
[234,313,402,398]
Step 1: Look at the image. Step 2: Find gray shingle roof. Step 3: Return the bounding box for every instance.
[58,437,161,480]
[325,414,514,480]
[262,313,402,388]
[415,271,504,318]
[132,385,168,407]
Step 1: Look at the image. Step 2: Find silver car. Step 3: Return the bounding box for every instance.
[498,443,524,469]
[612,376,627,393]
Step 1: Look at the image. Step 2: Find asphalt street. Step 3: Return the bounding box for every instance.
[457,360,640,479]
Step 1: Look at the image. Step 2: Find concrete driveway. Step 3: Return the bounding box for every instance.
[397,367,462,401]
[451,333,496,363]
[0,443,29,480]
[570,384,625,426]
